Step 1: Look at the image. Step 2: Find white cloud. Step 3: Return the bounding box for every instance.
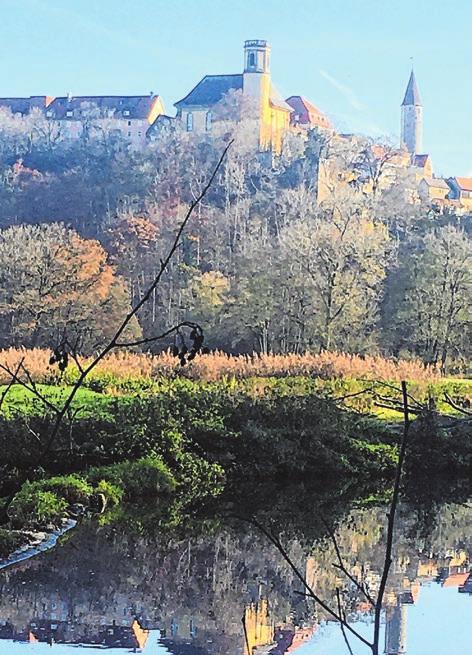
[319,69,366,112]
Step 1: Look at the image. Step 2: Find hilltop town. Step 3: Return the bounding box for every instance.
[1,39,470,211]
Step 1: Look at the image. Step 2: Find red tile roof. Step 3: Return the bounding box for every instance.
[443,573,470,588]
[454,177,472,192]
[285,96,332,129]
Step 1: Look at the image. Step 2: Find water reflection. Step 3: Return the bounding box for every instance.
[0,489,470,654]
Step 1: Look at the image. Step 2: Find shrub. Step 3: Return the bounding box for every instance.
[87,457,176,500]
[33,475,94,503]
[95,479,123,506]
[8,486,68,529]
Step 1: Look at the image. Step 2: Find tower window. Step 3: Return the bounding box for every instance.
[205,111,212,131]
[186,112,193,132]
[248,52,256,68]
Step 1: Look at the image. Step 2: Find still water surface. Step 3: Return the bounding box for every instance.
[0,484,471,654]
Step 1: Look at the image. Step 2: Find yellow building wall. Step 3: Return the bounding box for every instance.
[147,96,165,125]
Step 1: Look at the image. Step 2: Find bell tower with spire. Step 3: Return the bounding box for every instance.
[401,70,423,155]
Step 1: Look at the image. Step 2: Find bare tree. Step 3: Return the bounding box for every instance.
[0,141,232,497]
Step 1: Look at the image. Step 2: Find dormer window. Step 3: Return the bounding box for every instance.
[66,110,73,117]
[46,110,53,118]
[186,112,193,132]
[123,110,130,117]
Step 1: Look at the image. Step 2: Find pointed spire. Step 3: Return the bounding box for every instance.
[402,70,422,106]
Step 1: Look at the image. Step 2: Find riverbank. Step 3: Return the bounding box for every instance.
[1,355,471,562]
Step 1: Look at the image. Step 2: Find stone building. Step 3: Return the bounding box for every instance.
[0,94,164,147]
[174,40,294,152]
[401,70,423,155]
[173,40,331,153]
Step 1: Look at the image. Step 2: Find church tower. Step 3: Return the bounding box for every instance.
[401,70,423,155]
[242,40,272,148]
[385,600,408,654]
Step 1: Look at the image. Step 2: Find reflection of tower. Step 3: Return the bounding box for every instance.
[384,599,407,654]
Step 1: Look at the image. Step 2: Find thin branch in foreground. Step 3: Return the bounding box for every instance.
[372,380,410,654]
[235,515,372,649]
[38,140,233,460]
[336,587,355,655]
[0,362,60,415]
[0,357,24,412]
[443,391,472,416]
[321,516,376,607]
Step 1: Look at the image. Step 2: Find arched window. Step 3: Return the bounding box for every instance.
[205,111,212,131]
[186,112,193,132]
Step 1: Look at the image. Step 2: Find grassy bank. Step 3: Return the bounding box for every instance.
[1,350,471,556]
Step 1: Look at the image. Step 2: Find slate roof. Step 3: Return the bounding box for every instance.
[413,154,430,168]
[0,96,49,115]
[46,95,158,119]
[402,71,422,106]
[175,75,243,108]
[147,114,176,138]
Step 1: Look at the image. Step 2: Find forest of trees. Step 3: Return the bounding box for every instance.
[0,104,471,371]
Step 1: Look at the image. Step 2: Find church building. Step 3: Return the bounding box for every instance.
[174,40,331,152]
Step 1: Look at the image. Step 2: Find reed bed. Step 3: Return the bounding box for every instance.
[0,348,439,384]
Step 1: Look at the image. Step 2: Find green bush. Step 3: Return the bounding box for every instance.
[87,456,176,500]
[8,486,68,529]
[95,479,123,506]
[33,475,94,503]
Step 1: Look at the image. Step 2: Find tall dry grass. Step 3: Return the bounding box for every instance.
[0,348,439,384]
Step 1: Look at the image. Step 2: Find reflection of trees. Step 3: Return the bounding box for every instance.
[0,497,470,654]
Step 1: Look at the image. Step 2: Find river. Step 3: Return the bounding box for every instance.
[0,481,471,654]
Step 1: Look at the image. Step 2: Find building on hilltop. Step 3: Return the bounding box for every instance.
[0,93,164,147]
[0,96,54,115]
[418,177,450,202]
[446,177,472,210]
[285,96,333,131]
[173,40,331,153]
[45,94,164,146]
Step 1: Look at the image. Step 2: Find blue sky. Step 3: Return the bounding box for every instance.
[295,584,471,654]
[1,0,470,175]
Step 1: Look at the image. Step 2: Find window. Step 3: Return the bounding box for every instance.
[205,111,212,131]
[127,131,131,137]
[127,120,131,126]
[123,109,130,116]
[46,110,52,117]
[186,112,193,132]
[248,52,256,67]
[137,131,142,137]
[66,110,73,117]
